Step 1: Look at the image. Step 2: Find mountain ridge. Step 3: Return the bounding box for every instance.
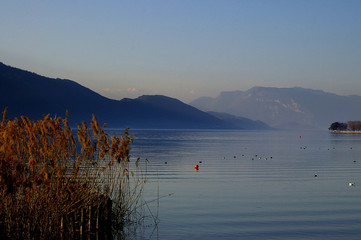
[190,86,361,129]
[0,62,269,130]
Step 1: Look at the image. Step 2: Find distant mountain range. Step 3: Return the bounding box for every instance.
[6,61,358,130]
[190,87,361,129]
[0,62,268,130]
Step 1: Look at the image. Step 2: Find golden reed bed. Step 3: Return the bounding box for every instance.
[0,108,145,239]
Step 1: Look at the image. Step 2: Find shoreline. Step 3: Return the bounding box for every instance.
[332,130,361,134]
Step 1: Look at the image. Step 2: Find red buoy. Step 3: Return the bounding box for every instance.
[194,165,199,171]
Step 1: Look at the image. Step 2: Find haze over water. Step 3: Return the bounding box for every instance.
[125,129,361,239]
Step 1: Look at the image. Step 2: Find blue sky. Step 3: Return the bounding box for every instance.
[1,0,361,102]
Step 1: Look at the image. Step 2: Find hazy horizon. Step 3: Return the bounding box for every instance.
[2,61,361,104]
[1,1,361,102]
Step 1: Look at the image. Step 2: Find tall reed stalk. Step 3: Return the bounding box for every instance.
[0,108,145,239]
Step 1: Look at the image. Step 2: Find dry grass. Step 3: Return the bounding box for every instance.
[0,108,145,239]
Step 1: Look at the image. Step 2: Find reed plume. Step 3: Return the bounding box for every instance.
[0,109,145,239]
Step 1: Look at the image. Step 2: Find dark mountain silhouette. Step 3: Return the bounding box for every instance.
[190,86,361,129]
[207,112,272,130]
[0,62,268,129]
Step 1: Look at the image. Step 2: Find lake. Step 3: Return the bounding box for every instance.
[119,129,361,239]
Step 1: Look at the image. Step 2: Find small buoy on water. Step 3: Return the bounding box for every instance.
[194,165,199,171]
[164,162,167,164]
[349,182,355,187]
[314,174,318,178]
[199,161,202,163]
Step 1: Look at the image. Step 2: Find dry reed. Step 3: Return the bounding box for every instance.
[0,108,145,239]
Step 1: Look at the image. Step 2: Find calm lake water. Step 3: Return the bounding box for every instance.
[120,129,361,240]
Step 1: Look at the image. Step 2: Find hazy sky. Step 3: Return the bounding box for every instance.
[1,0,361,102]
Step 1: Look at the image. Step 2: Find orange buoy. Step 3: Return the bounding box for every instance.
[194,165,199,171]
